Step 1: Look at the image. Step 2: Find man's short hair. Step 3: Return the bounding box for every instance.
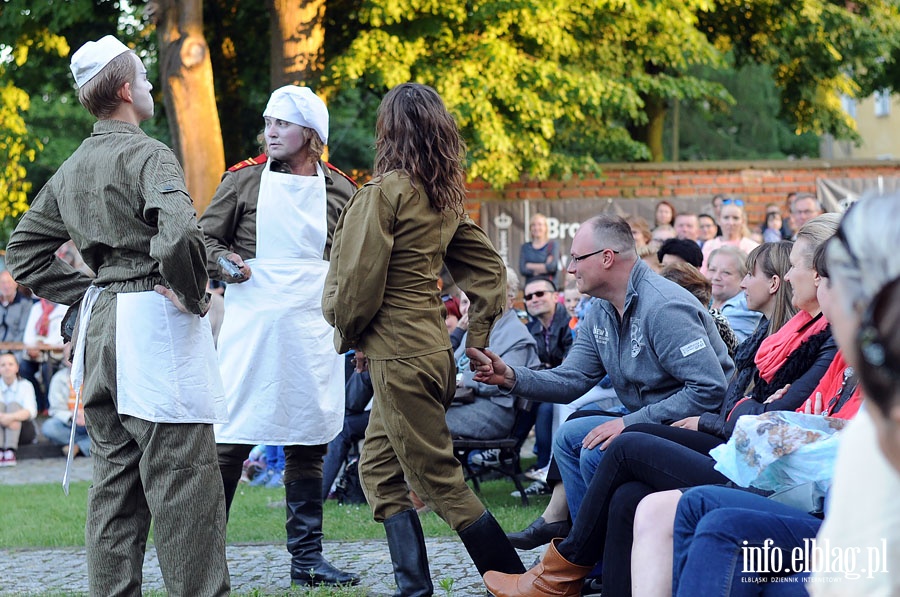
[584,214,636,254]
[791,193,824,214]
[524,276,557,292]
[77,51,136,119]
[657,238,703,268]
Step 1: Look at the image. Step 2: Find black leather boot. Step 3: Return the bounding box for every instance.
[457,511,526,576]
[384,509,434,597]
[222,477,239,521]
[285,478,360,586]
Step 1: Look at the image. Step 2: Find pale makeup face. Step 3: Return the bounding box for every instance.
[719,205,744,240]
[264,117,307,164]
[784,238,820,315]
[741,262,775,314]
[708,253,743,304]
[130,53,154,121]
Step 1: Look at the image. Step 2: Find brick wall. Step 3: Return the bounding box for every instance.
[464,159,900,225]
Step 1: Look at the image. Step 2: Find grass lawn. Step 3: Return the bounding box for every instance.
[0,474,547,548]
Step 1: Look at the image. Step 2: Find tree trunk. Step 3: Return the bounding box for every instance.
[154,0,225,214]
[632,94,668,162]
[268,0,326,88]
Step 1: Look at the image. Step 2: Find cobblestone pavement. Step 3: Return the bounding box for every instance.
[0,458,540,596]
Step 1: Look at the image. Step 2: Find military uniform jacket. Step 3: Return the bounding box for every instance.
[199,156,356,274]
[323,171,505,359]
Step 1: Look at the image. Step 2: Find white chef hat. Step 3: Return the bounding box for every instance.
[263,86,329,144]
[70,35,132,88]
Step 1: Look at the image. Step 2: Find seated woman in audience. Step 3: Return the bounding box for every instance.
[806,194,900,594]
[0,352,38,467]
[706,245,762,342]
[481,216,842,597]
[631,238,864,597]
[700,198,759,275]
[447,268,540,440]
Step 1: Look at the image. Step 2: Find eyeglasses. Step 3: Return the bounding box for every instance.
[766,211,781,217]
[721,198,744,206]
[524,290,551,301]
[570,248,619,264]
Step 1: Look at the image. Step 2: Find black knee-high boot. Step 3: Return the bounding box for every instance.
[285,478,360,586]
[384,509,434,597]
[458,511,526,576]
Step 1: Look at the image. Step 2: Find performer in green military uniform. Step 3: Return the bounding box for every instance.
[323,82,525,595]
[6,36,229,596]
[200,86,359,587]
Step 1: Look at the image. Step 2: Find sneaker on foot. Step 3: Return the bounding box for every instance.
[524,464,549,483]
[510,480,550,498]
[2,449,16,467]
[470,448,512,468]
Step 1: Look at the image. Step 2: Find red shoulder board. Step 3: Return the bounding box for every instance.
[325,162,358,187]
[227,153,267,172]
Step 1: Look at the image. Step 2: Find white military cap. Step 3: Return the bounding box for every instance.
[263,86,329,144]
[70,35,131,88]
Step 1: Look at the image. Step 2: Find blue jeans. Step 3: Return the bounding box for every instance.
[264,445,285,473]
[552,410,626,517]
[674,486,820,597]
[42,417,91,456]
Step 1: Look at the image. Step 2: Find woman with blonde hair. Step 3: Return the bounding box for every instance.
[700,198,759,274]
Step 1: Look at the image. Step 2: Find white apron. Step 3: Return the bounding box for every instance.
[214,161,345,445]
[115,291,228,423]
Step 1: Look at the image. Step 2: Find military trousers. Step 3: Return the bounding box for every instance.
[360,349,486,531]
[81,291,230,597]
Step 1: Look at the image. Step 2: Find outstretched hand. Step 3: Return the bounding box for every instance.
[465,347,516,388]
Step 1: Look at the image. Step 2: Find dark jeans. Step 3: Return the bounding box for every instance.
[323,411,370,500]
[512,401,554,469]
[674,486,820,597]
[555,430,730,596]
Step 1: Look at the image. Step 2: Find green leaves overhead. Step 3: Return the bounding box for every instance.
[325,0,727,186]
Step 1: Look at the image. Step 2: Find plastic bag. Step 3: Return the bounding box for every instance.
[710,410,847,492]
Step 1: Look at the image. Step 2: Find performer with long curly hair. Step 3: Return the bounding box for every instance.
[323,82,524,595]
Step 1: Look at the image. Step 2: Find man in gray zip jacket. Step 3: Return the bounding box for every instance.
[469,214,734,517]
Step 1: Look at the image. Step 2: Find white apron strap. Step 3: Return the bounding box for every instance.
[63,285,104,495]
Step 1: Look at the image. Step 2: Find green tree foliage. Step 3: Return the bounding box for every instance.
[0,0,135,232]
[666,62,821,160]
[699,0,900,141]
